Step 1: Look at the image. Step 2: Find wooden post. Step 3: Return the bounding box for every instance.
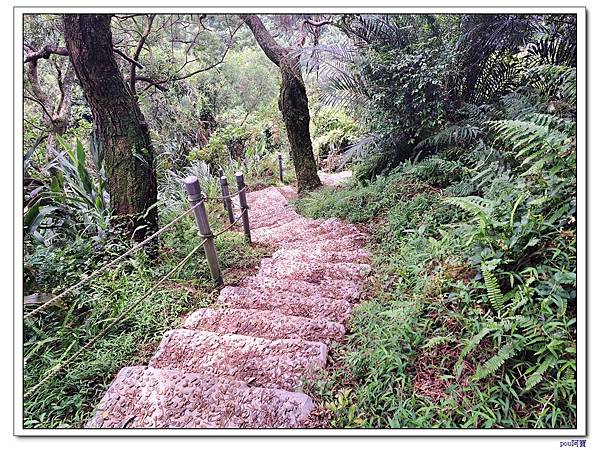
[217,168,228,212]
[278,153,284,183]
[235,172,251,243]
[184,176,223,287]
[219,176,235,224]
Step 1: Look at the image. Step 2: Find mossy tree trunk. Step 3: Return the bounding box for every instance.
[241,14,321,193]
[63,14,158,244]
[279,62,322,192]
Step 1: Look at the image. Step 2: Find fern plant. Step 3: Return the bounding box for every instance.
[482,268,505,313]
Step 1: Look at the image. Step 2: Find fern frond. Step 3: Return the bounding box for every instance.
[460,327,492,359]
[524,356,557,391]
[423,335,453,349]
[416,124,483,150]
[319,70,369,108]
[443,196,493,226]
[486,119,573,159]
[482,268,504,313]
[474,341,517,380]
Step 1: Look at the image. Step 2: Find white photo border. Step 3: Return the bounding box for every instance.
[13,4,587,437]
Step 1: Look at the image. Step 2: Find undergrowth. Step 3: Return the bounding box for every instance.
[297,140,576,428]
[23,183,270,429]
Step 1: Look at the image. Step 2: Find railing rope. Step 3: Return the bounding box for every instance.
[24,239,207,399]
[24,200,206,320]
[25,173,249,320]
[23,171,255,397]
[185,176,223,287]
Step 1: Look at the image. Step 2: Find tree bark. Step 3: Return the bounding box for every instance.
[63,14,158,245]
[241,15,321,193]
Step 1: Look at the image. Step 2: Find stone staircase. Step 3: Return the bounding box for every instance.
[86,173,371,429]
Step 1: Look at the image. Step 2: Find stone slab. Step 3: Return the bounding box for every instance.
[184,307,345,343]
[258,258,371,283]
[219,285,352,323]
[86,366,313,428]
[148,329,327,391]
[240,274,362,302]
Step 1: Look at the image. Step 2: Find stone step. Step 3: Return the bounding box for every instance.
[271,247,371,265]
[246,187,288,207]
[314,218,364,236]
[276,185,297,202]
[298,228,368,245]
[258,258,371,283]
[251,217,327,244]
[86,366,313,428]
[219,285,352,323]
[277,236,367,254]
[249,207,299,230]
[240,274,362,302]
[318,170,353,186]
[148,329,327,391]
[184,307,345,343]
[255,225,366,246]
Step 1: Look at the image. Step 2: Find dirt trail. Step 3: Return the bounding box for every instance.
[87,171,371,429]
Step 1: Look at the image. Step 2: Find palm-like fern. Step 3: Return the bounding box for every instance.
[416,124,483,150]
[443,196,493,228]
[486,118,575,177]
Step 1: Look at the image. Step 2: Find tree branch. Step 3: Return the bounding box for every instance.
[112,47,144,69]
[131,76,169,92]
[169,45,231,82]
[24,95,53,122]
[23,44,69,63]
[240,14,287,67]
[130,14,155,94]
[303,18,333,28]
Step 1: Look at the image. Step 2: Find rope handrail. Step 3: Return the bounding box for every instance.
[23,171,252,399]
[24,211,247,398]
[24,188,246,320]
[24,200,205,320]
[24,239,207,399]
[202,185,247,202]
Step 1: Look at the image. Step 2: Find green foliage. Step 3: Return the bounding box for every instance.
[299,78,576,427]
[312,107,360,161]
[318,14,576,180]
[24,136,110,246]
[23,198,267,428]
[482,268,504,313]
[22,12,577,430]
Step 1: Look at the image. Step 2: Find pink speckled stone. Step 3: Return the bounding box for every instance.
[240,274,361,302]
[86,171,371,429]
[318,170,353,186]
[271,247,371,265]
[219,285,352,323]
[184,308,345,343]
[86,366,313,428]
[149,329,327,391]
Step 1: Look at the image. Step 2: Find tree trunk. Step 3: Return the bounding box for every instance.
[63,14,158,244]
[240,14,321,193]
[279,61,321,192]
